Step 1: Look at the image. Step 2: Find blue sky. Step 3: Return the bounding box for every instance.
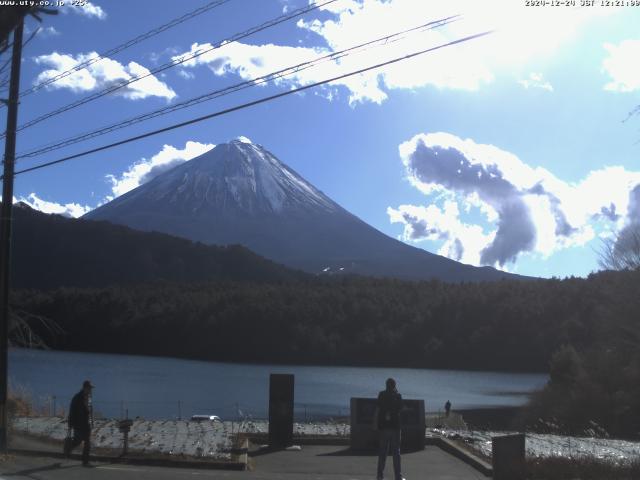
[3,0,640,278]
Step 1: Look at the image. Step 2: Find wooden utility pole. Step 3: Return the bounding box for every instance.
[0,17,23,452]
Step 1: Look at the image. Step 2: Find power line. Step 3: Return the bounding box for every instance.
[15,15,461,161]
[0,26,41,91]
[6,30,492,179]
[1,0,232,100]
[0,0,337,139]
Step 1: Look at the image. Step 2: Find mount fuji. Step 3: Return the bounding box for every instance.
[84,139,518,282]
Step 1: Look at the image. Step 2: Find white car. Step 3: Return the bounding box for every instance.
[190,415,221,422]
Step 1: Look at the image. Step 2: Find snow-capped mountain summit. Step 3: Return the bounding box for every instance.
[85,140,519,282]
[129,139,337,216]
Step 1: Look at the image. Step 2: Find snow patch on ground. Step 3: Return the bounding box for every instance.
[13,417,235,459]
[435,428,640,463]
[12,417,349,458]
[13,417,640,463]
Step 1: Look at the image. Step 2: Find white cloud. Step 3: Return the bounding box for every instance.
[172,41,345,95]
[33,51,176,101]
[300,0,495,93]
[603,40,640,92]
[518,72,553,92]
[171,33,488,106]
[278,0,294,14]
[177,69,195,80]
[37,26,60,38]
[171,0,613,104]
[390,132,640,268]
[388,201,492,265]
[300,0,611,96]
[9,142,215,218]
[106,141,215,198]
[171,2,496,104]
[18,193,92,218]
[63,1,106,20]
[148,46,181,66]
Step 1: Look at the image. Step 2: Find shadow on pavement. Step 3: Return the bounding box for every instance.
[318,447,424,457]
[317,448,376,457]
[249,447,291,458]
[2,462,80,478]
[248,446,376,458]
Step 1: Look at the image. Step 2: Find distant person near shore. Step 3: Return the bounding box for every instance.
[64,380,94,466]
[375,377,405,480]
[445,400,451,417]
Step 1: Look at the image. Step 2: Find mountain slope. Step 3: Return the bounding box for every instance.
[10,202,305,290]
[84,139,522,282]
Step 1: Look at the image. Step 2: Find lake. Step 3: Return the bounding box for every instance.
[9,348,547,420]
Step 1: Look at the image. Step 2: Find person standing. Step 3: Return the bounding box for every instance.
[376,377,405,480]
[65,380,94,466]
[445,400,451,418]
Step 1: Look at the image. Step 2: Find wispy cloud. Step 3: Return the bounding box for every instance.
[278,0,294,14]
[33,51,176,100]
[106,141,215,199]
[147,46,181,66]
[18,193,92,218]
[177,69,195,80]
[389,132,640,268]
[172,0,613,105]
[37,26,60,38]
[171,1,495,105]
[388,201,492,265]
[603,39,640,92]
[62,1,107,20]
[10,141,215,218]
[518,72,553,92]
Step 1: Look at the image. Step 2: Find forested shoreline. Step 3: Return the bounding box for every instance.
[12,271,640,437]
[11,268,640,437]
[12,271,635,372]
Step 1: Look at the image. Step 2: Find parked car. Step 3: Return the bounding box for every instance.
[190,415,221,422]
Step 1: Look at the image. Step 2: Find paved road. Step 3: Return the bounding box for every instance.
[0,445,487,479]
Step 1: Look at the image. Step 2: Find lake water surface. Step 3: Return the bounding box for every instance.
[10,348,547,420]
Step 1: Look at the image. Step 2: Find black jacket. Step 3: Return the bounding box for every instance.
[377,389,402,429]
[68,391,92,430]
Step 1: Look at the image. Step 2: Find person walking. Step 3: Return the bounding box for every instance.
[64,380,94,466]
[375,377,405,480]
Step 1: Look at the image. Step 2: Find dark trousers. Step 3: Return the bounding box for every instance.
[377,428,401,480]
[69,428,91,464]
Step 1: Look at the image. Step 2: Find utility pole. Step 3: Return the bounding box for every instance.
[0,18,24,452]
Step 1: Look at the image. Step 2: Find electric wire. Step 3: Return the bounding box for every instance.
[15,15,461,161]
[0,0,337,139]
[0,0,232,100]
[5,29,492,179]
[0,26,43,91]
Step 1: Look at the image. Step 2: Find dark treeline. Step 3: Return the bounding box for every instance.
[10,203,306,289]
[13,277,556,370]
[10,272,634,371]
[12,269,640,436]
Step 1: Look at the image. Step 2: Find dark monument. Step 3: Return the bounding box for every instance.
[118,419,133,456]
[350,397,425,451]
[268,374,294,447]
[492,433,525,480]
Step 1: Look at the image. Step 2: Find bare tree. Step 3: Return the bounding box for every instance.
[9,309,62,349]
[598,224,640,271]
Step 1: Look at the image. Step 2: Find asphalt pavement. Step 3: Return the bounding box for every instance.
[0,445,488,480]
